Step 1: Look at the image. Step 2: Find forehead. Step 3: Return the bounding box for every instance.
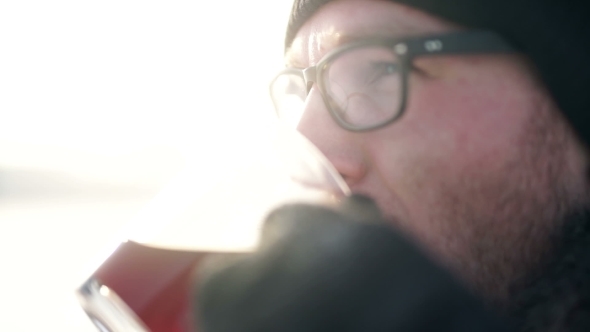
[286,0,459,67]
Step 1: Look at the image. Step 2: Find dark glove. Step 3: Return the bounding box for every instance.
[194,195,513,332]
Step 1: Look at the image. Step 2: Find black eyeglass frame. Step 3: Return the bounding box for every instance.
[270,30,516,132]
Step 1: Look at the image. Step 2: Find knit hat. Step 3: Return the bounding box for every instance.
[285,0,590,146]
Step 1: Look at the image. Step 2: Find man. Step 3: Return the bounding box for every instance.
[195,0,590,331]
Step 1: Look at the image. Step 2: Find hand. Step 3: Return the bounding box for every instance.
[194,195,513,332]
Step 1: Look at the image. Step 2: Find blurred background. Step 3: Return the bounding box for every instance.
[0,0,292,330]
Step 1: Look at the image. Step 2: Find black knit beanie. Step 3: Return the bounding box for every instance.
[285,0,590,146]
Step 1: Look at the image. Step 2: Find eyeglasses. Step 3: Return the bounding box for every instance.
[270,30,515,132]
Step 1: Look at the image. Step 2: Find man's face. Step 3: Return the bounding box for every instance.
[287,0,588,301]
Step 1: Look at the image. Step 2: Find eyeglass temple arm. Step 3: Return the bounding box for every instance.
[403,31,515,57]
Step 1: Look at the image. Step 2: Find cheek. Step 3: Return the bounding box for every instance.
[364,65,541,222]
[414,81,529,167]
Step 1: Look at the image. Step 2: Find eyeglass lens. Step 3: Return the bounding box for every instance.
[272,45,404,129]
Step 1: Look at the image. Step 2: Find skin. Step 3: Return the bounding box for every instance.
[286,0,590,302]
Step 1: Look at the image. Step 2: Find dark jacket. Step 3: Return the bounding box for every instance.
[196,202,590,332]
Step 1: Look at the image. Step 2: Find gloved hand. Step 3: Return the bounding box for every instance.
[193,195,513,332]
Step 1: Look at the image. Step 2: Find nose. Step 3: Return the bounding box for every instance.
[296,86,367,187]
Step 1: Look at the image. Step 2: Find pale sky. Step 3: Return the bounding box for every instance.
[0,1,293,330]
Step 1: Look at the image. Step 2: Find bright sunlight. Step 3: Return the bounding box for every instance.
[0,1,292,330]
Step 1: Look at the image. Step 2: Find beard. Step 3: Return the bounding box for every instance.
[387,105,590,308]
[433,185,589,308]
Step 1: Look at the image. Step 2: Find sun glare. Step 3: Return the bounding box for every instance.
[0,1,293,330]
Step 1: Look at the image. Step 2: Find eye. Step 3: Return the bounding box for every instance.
[383,63,398,74]
[373,62,399,74]
[367,62,400,84]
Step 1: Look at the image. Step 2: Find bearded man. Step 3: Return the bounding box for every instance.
[195,1,590,331]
